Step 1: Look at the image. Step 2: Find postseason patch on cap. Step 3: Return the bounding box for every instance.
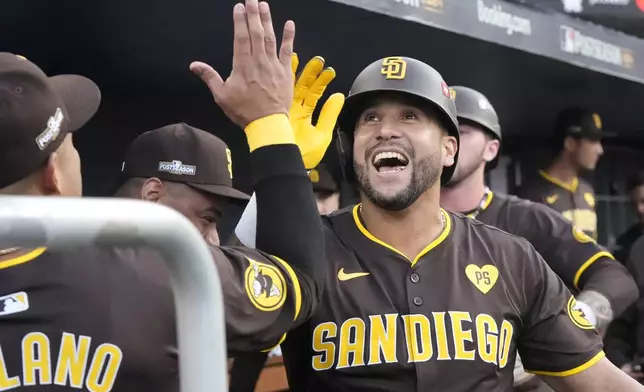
[158,160,196,176]
[35,108,64,151]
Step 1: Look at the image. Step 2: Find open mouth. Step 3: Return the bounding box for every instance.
[372,151,410,173]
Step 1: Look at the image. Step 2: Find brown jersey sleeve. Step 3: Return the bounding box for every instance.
[508,201,614,291]
[516,239,605,376]
[212,246,316,353]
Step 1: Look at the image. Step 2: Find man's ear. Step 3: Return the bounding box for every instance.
[40,153,63,196]
[563,136,577,153]
[443,135,458,167]
[141,178,165,202]
[483,139,501,163]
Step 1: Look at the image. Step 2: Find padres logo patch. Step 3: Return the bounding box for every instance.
[583,192,595,208]
[567,296,595,330]
[465,264,499,294]
[244,259,287,312]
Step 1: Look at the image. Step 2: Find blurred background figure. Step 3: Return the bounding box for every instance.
[309,163,341,215]
[518,107,614,240]
[613,171,644,263]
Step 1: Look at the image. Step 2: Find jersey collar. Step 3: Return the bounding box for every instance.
[538,170,578,193]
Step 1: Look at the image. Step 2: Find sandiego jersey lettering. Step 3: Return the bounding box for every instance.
[281,206,603,392]
[311,312,514,371]
[0,332,122,391]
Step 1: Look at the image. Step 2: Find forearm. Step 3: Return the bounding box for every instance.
[248,115,325,290]
[580,258,639,318]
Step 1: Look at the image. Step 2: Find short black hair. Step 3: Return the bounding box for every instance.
[627,171,644,193]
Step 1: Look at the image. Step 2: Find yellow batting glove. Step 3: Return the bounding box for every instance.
[289,54,345,170]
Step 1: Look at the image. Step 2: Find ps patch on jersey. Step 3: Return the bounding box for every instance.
[0,291,29,316]
[567,296,595,330]
[465,264,499,294]
[244,259,287,312]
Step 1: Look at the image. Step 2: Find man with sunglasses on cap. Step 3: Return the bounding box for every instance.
[0,3,335,388]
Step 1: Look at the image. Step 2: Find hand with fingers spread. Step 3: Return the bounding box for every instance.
[289,54,345,170]
[190,0,296,150]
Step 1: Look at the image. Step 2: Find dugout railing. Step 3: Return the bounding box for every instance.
[0,196,227,392]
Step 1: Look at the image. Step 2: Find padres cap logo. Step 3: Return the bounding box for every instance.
[592,113,602,129]
[567,296,595,330]
[244,259,287,312]
[572,226,595,244]
[380,57,407,80]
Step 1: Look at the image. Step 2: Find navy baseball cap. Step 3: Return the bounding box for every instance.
[0,53,101,188]
[554,107,616,141]
[120,123,250,201]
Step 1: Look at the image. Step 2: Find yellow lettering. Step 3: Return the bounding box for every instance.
[54,333,91,388]
[312,322,337,371]
[368,314,398,365]
[402,314,432,363]
[449,311,475,361]
[432,312,451,360]
[85,344,122,392]
[337,318,366,369]
[0,347,20,390]
[475,314,498,365]
[498,320,514,368]
[22,332,51,386]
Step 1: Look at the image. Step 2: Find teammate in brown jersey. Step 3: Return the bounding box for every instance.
[440,86,639,391]
[517,107,613,240]
[236,54,644,390]
[0,4,332,389]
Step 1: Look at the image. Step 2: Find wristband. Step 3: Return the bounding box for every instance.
[244,114,295,152]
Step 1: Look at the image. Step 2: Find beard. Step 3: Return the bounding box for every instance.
[355,152,442,211]
[443,159,481,188]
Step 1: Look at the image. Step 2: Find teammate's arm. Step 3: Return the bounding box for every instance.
[540,357,644,391]
[512,201,638,327]
[515,241,643,390]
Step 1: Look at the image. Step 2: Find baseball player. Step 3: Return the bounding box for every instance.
[234,53,644,390]
[112,122,251,247]
[440,86,638,390]
[0,5,333,388]
[517,107,614,240]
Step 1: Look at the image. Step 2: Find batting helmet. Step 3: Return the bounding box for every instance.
[336,56,460,185]
[450,86,501,169]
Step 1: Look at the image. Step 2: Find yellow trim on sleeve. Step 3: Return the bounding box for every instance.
[573,251,615,290]
[261,333,288,353]
[244,114,295,152]
[352,205,452,267]
[526,351,605,377]
[0,247,46,270]
[272,255,302,321]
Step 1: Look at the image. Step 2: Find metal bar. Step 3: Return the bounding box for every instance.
[0,195,227,392]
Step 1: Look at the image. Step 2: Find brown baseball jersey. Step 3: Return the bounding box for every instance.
[468,190,614,292]
[518,170,598,239]
[281,205,604,392]
[0,245,310,391]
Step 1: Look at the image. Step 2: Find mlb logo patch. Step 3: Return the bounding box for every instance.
[0,292,29,316]
[441,81,451,99]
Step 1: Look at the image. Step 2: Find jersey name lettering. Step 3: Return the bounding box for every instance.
[311,312,514,371]
[0,332,123,391]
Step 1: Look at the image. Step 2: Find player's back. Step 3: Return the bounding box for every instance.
[0,246,178,392]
